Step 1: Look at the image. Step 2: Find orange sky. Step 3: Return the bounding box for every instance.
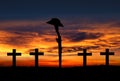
[0,19,120,67]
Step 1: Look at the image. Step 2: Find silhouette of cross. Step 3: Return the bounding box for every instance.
[100,49,114,66]
[78,49,92,67]
[30,48,44,68]
[7,49,21,67]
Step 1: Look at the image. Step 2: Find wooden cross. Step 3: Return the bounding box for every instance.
[100,49,114,66]
[7,49,21,67]
[30,48,44,68]
[78,49,92,67]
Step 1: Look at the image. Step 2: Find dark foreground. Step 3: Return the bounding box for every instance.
[0,66,120,81]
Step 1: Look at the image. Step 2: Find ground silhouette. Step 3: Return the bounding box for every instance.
[0,65,120,81]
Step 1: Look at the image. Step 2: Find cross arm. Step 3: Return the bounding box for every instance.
[38,52,44,55]
[7,53,13,56]
[109,52,115,55]
[100,52,114,55]
[87,53,92,56]
[78,53,84,56]
[30,53,35,55]
[16,53,21,56]
[7,53,21,56]
[100,52,106,55]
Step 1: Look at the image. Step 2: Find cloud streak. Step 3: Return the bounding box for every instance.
[64,32,104,42]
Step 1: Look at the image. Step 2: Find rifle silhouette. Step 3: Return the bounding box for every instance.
[47,18,64,69]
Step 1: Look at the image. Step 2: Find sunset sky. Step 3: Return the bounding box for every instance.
[0,0,120,67]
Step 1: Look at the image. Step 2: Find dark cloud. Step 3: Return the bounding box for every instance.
[94,36,120,48]
[47,45,100,53]
[0,31,39,46]
[64,32,104,42]
[109,39,120,47]
[26,48,45,54]
[98,39,108,42]
[110,21,120,27]
[62,46,100,53]
[42,38,56,42]
[0,37,32,46]
[110,42,120,46]
[94,44,110,47]
[0,20,54,36]
[0,26,45,35]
